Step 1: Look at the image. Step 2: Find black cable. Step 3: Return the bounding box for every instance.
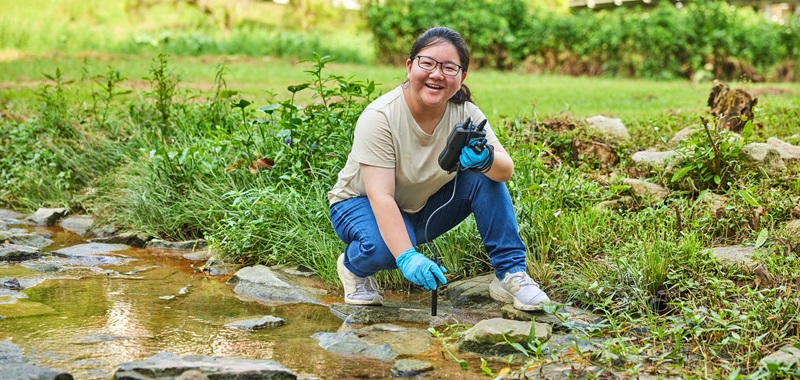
[424,167,460,316]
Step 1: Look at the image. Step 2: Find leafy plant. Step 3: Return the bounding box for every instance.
[663,117,750,192]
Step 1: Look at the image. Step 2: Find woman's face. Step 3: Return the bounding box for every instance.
[405,41,467,110]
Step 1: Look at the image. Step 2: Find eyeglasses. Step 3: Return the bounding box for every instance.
[415,55,464,76]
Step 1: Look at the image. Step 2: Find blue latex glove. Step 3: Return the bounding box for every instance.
[395,248,447,291]
[459,138,493,170]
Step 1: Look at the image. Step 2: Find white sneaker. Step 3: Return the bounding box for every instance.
[489,271,550,311]
[337,254,383,306]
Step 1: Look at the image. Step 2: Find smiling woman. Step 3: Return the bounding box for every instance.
[327,26,552,312]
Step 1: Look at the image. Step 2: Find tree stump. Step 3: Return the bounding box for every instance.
[707,80,758,134]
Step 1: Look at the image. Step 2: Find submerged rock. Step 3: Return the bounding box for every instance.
[225,315,286,331]
[53,243,129,256]
[312,323,431,362]
[228,265,326,305]
[114,352,296,380]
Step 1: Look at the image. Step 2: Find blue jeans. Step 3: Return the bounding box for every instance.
[329,170,527,280]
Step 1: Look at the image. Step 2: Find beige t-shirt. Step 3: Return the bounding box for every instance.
[327,85,498,213]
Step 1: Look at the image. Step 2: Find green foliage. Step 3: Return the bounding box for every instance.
[258,54,377,183]
[366,1,800,81]
[365,0,529,69]
[663,118,750,192]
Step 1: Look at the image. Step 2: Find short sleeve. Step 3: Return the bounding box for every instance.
[350,108,396,168]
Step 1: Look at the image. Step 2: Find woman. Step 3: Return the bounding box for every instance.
[327,26,550,311]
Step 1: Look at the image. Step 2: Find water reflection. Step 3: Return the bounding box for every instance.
[0,226,487,379]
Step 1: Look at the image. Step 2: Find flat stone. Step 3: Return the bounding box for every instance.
[0,232,53,249]
[91,232,151,248]
[0,339,25,364]
[22,262,62,272]
[0,363,73,380]
[622,178,669,201]
[330,302,448,326]
[59,215,95,235]
[183,251,213,261]
[228,265,325,305]
[392,359,434,376]
[586,115,630,141]
[708,245,760,268]
[114,352,296,380]
[312,323,431,362]
[0,243,42,261]
[147,239,208,250]
[0,209,25,221]
[761,344,800,367]
[630,150,677,168]
[445,274,502,309]
[500,305,605,333]
[53,243,129,256]
[457,318,552,357]
[225,315,286,331]
[767,137,800,163]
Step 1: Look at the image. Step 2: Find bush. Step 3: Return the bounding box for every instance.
[366,0,800,81]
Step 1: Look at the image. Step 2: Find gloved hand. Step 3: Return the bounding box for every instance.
[395,248,447,291]
[459,138,494,171]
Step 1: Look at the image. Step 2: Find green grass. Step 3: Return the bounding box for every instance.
[3,53,798,126]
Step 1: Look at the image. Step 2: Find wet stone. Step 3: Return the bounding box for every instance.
[76,334,135,344]
[0,363,74,380]
[26,208,69,226]
[0,287,27,304]
[546,333,604,356]
[500,304,605,333]
[228,265,324,305]
[457,318,552,357]
[0,209,25,219]
[445,274,503,309]
[114,352,296,380]
[391,359,434,377]
[182,251,213,261]
[523,362,604,379]
[0,243,43,261]
[330,302,449,326]
[0,232,53,249]
[225,315,286,331]
[53,243,129,256]
[312,323,432,362]
[0,339,24,363]
[146,238,208,250]
[90,232,151,248]
[59,215,95,235]
[22,260,62,273]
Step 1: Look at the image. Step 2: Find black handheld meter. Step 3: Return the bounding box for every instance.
[438,117,488,173]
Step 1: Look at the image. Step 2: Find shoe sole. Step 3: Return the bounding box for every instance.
[489,281,544,311]
[337,254,383,306]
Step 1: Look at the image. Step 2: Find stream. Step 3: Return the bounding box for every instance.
[0,222,484,379]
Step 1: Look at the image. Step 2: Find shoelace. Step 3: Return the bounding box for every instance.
[506,271,539,288]
[355,276,379,294]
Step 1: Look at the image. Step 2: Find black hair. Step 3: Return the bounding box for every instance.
[408,26,473,104]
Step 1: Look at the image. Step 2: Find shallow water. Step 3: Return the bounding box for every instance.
[0,226,487,379]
